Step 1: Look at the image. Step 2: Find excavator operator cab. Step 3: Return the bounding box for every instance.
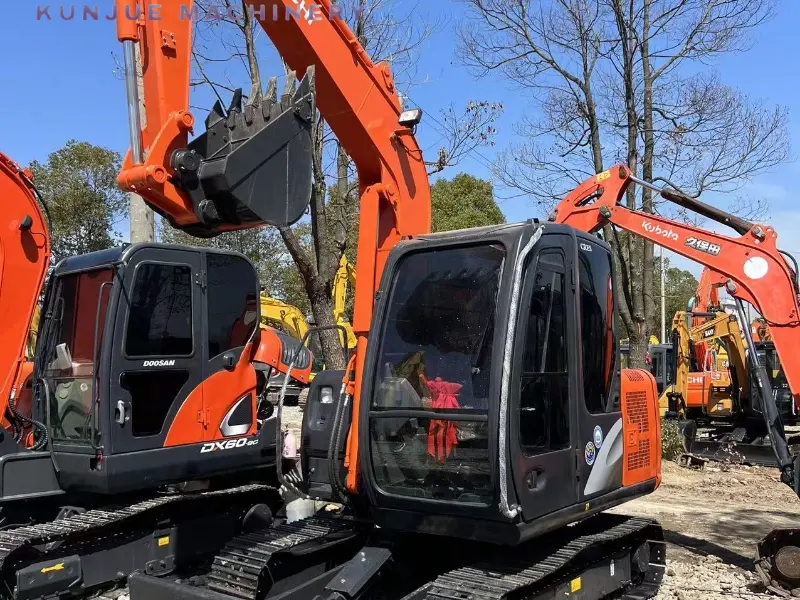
[33,243,283,495]
[305,222,662,545]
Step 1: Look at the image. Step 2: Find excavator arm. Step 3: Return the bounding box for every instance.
[691,268,722,315]
[116,0,431,493]
[332,256,357,350]
[550,165,800,481]
[689,268,723,365]
[259,294,310,341]
[0,153,50,436]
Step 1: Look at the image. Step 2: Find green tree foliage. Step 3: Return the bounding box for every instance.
[650,256,699,338]
[29,140,127,264]
[430,174,505,232]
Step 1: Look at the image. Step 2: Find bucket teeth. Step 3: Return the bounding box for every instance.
[228,88,243,113]
[174,65,317,237]
[266,76,278,102]
[206,100,226,129]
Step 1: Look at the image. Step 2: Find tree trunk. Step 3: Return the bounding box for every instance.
[308,286,345,370]
[640,0,656,343]
[613,0,646,368]
[130,193,154,242]
[628,330,648,371]
[129,42,154,242]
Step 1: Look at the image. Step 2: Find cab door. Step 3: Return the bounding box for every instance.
[574,238,625,500]
[511,234,579,520]
[108,247,205,454]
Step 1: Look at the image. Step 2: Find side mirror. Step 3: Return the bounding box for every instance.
[48,343,73,372]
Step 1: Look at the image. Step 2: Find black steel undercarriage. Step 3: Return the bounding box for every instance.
[126,511,665,600]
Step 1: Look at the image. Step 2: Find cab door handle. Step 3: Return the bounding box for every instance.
[526,468,544,490]
[115,400,130,425]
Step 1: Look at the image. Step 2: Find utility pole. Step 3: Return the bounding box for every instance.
[660,245,666,344]
[129,43,155,242]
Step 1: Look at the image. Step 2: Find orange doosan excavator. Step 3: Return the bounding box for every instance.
[3,3,797,600]
[0,1,670,599]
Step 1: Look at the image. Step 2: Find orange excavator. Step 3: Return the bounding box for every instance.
[0,152,50,449]
[111,2,669,600]
[0,4,665,600]
[549,165,800,593]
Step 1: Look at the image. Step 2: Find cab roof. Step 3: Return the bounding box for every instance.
[51,242,250,276]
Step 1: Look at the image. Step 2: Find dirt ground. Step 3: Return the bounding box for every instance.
[609,460,799,599]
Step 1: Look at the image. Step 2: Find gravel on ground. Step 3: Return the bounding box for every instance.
[611,460,799,599]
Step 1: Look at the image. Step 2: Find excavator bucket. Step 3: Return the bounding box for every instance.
[173,67,316,237]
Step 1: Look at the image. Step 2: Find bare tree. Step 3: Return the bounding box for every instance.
[187,0,502,368]
[458,0,788,366]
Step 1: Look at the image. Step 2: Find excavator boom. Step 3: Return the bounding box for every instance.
[0,153,50,429]
[551,165,800,404]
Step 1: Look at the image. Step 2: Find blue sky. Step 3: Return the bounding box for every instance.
[1,0,798,279]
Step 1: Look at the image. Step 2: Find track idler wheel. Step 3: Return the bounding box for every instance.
[756,528,800,595]
[242,503,274,533]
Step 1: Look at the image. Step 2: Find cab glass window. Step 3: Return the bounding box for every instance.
[518,251,569,454]
[369,244,504,505]
[125,263,193,357]
[578,241,619,413]
[207,254,259,358]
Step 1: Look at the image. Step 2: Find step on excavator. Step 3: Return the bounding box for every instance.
[549,164,800,595]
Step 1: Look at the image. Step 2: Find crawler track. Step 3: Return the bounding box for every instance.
[136,512,665,600]
[0,484,281,600]
[418,515,664,600]
[206,515,357,599]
